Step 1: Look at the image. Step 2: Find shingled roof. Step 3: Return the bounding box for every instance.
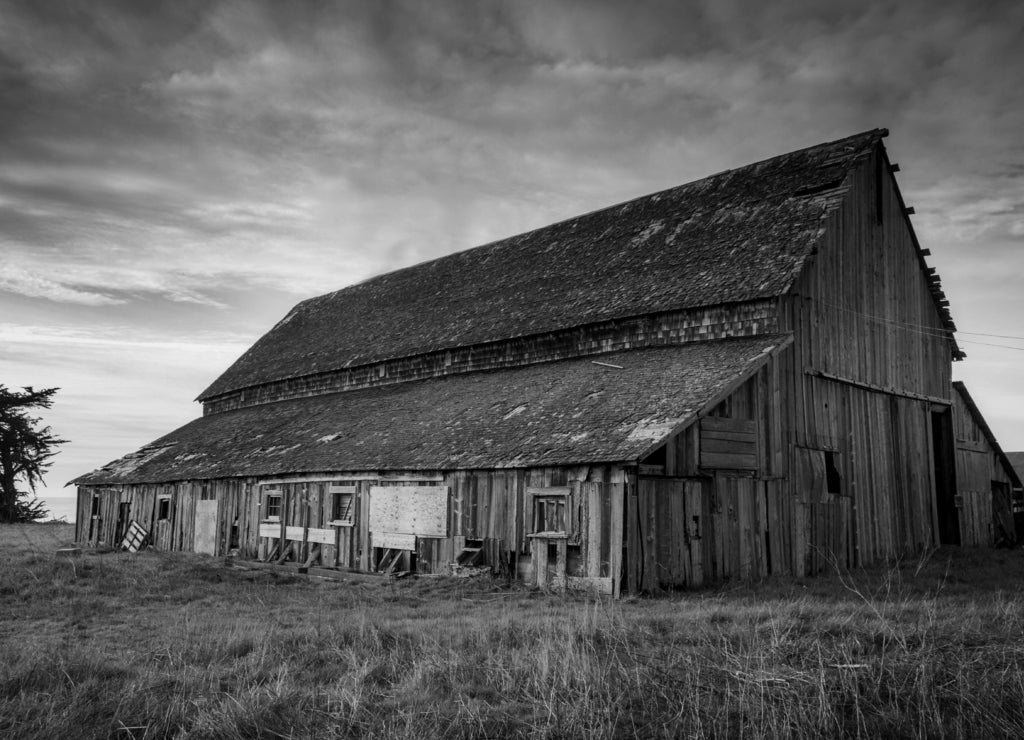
[199,130,889,401]
[76,336,790,485]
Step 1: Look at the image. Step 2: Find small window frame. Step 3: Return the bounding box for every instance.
[264,490,283,522]
[157,496,171,521]
[533,495,568,535]
[330,489,355,527]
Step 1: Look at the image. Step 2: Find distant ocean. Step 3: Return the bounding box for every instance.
[39,496,77,523]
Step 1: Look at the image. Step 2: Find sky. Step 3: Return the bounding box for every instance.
[2,0,1023,518]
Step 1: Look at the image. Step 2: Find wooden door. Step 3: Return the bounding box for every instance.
[194,499,218,555]
[630,478,706,592]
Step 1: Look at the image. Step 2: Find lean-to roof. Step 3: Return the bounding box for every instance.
[198,130,888,401]
[77,336,790,485]
[1006,452,1024,488]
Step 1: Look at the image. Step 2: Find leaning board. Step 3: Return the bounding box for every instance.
[369,486,449,537]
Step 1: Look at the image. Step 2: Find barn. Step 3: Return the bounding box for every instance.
[73,128,1011,594]
[950,382,1022,546]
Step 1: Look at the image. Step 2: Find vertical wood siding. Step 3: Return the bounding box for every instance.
[951,387,1017,546]
[777,146,952,571]
[76,464,630,593]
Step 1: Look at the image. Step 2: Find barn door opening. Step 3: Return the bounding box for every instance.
[931,408,959,545]
[114,502,130,545]
[88,492,102,543]
[992,480,1015,546]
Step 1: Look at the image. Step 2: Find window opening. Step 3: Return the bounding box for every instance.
[534,495,567,534]
[332,491,354,524]
[825,451,841,494]
[265,491,282,521]
[157,497,171,520]
[641,445,666,466]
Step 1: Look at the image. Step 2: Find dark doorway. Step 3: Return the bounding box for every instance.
[931,408,959,545]
[991,480,1015,546]
[114,502,131,546]
[88,493,102,542]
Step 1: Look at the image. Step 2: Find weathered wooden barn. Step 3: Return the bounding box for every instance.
[74,128,1014,594]
[950,382,1022,546]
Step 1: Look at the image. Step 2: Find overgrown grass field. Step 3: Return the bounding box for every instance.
[3,523,1024,738]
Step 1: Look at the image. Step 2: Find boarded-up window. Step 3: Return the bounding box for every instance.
[699,417,758,470]
[369,486,448,537]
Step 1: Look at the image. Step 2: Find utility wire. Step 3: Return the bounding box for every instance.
[813,298,1024,350]
[958,339,1024,352]
[959,330,1024,341]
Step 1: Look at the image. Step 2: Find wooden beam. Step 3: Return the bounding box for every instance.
[807,370,951,405]
[904,206,916,215]
[258,474,444,485]
[275,541,294,565]
[889,163,901,172]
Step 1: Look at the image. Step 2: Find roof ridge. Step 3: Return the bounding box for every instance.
[326,128,889,297]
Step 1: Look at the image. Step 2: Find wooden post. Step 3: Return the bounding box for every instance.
[279,486,288,553]
[534,538,548,589]
[555,538,567,591]
[610,477,625,598]
[300,485,310,565]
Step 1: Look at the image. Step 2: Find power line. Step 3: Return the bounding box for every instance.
[959,339,1024,352]
[814,299,1024,351]
[959,330,1024,341]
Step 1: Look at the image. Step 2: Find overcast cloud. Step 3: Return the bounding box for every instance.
[1,0,1022,507]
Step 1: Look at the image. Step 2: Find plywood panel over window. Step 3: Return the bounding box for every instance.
[369,486,449,536]
[699,417,758,470]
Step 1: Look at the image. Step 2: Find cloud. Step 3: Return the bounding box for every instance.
[0,265,124,305]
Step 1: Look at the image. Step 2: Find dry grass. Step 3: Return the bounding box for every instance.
[3,524,1024,738]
